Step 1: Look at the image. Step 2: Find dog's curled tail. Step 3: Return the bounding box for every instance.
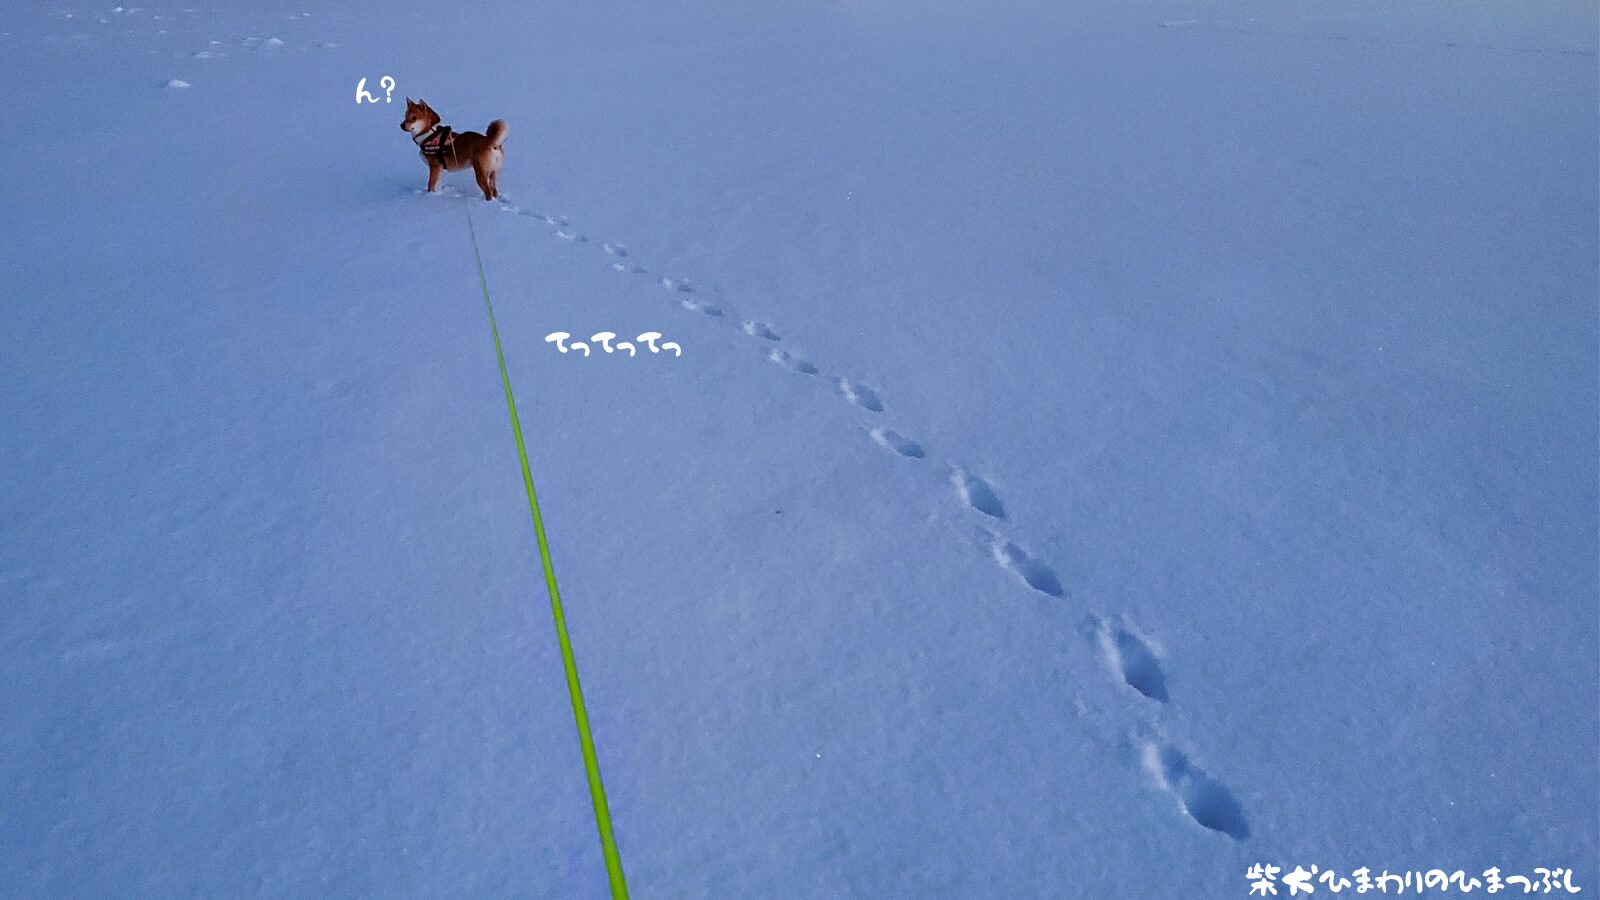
[486,119,508,148]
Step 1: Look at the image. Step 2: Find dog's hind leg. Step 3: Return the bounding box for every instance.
[473,163,495,201]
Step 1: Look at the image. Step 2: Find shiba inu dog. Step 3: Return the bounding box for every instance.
[400,98,507,200]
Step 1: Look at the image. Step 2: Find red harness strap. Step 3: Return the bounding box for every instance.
[418,125,455,164]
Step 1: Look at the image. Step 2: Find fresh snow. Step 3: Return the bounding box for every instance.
[1,1,1595,897]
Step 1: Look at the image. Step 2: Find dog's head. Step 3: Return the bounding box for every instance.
[401,98,440,135]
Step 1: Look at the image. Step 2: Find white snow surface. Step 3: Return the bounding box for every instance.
[1,1,1595,896]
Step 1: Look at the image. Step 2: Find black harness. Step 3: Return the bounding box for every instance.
[415,124,456,164]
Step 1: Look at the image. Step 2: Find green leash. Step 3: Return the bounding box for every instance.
[464,203,631,898]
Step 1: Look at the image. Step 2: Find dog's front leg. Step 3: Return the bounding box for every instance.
[427,160,442,192]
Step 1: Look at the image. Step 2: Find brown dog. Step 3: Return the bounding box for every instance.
[401,98,507,200]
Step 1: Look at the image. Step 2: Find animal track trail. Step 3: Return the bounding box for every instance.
[831,377,884,412]
[492,199,557,222]
[494,202,566,227]
[950,467,1006,519]
[680,297,724,317]
[476,187,1243,841]
[1142,743,1249,840]
[741,320,781,341]
[869,428,925,459]
[987,535,1064,598]
[1094,618,1169,702]
[486,194,739,330]
[768,349,819,376]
